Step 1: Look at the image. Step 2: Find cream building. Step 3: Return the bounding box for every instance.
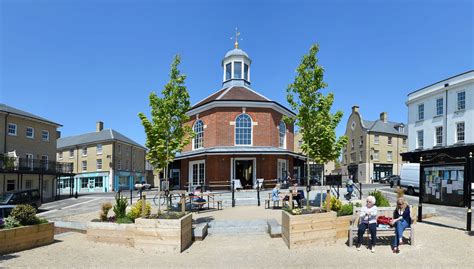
[1,103,72,202]
[57,122,146,193]
[341,106,408,183]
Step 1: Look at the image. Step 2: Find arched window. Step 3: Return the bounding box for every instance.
[235,114,252,145]
[279,121,286,148]
[193,120,204,149]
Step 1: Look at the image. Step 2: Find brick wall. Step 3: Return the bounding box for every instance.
[183,107,294,152]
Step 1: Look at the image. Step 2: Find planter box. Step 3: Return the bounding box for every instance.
[0,222,54,255]
[87,221,135,247]
[335,215,352,240]
[135,214,192,253]
[86,214,192,253]
[282,211,337,249]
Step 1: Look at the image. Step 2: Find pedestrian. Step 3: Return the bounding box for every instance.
[356,195,378,253]
[345,176,354,200]
[390,197,411,253]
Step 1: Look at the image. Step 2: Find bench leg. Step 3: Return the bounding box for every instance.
[349,229,353,247]
[410,228,415,246]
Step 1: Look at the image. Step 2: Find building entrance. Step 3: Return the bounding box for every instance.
[235,160,254,189]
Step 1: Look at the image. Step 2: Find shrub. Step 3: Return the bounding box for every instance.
[100,202,112,221]
[368,190,391,207]
[116,217,133,224]
[113,194,128,219]
[127,199,151,221]
[396,188,405,199]
[354,202,362,207]
[337,203,354,216]
[4,216,21,229]
[323,196,342,212]
[10,204,40,225]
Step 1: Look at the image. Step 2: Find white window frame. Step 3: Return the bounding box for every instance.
[373,150,379,161]
[417,130,424,149]
[418,103,424,121]
[58,152,63,160]
[388,136,392,146]
[189,160,205,188]
[359,136,363,146]
[457,91,466,111]
[435,98,443,116]
[26,127,34,139]
[7,123,17,136]
[26,153,34,170]
[25,179,32,189]
[387,151,393,162]
[117,159,122,170]
[435,126,443,146]
[359,150,363,162]
[277,159,289,180]
[118,144,122,154]
[374,135,379,145]
[278,121,286,149]
[456,122,465,143]
[41,130,49,141]
[234,113,253,146]
[193,120,204,150]
[97,144,103,155]
[96,159,102,171]
[82,147,87,156]
[234,61,242,79]
[69,149,74,158]
[41,155,48,170]
[82,161,87,172]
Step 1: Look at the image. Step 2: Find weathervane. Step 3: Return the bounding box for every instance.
[230,27,242,49]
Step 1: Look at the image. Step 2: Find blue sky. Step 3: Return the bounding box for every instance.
[1,0,473,146]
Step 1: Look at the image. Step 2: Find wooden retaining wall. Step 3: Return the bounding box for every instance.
[0,223,54,255]
[282,211,337,249]
[86,214,192,253]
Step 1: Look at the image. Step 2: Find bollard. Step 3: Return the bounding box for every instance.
[289,189,293,210]
[181,193,186,213]
[141,194,146,218]
[326,189,331,212]
[257,184,261,206]
[232,180,235,207]
[359,183,362,200]
[130,188,133,205]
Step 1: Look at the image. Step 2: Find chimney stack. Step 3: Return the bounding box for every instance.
[352,105,359,113]
[96,121,104,132]
[380,112,388,123]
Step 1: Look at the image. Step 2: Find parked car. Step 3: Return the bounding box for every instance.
[0,189,42,210]
[400,163,420,195]
[0,205,16,220]
[380,175,400,187]
[134,181,152,190]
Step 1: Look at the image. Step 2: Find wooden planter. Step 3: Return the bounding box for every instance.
[87,221,135,247]
[135,214,192,253]
[282,211,337,249]
[335,215,352,240]
[86,214,192,253]
[0,222,54,255]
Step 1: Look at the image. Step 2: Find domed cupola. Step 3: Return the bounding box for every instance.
[222,31,251,88]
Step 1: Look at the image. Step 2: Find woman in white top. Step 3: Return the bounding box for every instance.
[356,195,378,253]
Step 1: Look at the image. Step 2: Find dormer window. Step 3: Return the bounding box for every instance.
[193,120,204,150]
[225,63,232,80]
[234,61,242,79]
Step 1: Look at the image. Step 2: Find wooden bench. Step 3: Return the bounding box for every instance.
[265,193,286,209]
[348,206,416,247]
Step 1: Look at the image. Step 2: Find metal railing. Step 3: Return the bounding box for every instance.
[0,156,74,174]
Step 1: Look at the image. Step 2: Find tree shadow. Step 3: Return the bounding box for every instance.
[0,254,19,262]
[421,220,466,231]
[193,216,215,224]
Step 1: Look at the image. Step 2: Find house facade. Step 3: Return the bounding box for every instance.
[293,132,336,180]
[402,70,473,208]
[0,104,73,201]
[173,44,305,190]
[57,122,146,193]
[341,106,408,183]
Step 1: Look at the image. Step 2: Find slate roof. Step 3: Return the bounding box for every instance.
[0,103,61,126]
[57,129,145,149]
[192,86,271,108]
[174,146,305,160]
[362,119,407,136]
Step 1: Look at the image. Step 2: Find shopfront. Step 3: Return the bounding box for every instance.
[373,163,393,181]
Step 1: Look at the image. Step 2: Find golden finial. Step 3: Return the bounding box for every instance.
[231,27,241,49]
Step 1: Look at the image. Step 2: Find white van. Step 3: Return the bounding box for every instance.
[399,163,420,195]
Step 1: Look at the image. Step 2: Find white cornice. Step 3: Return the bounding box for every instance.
[187,100,295,118]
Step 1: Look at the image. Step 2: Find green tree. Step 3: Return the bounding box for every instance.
[138,55,193,183]
[286,44,348,208]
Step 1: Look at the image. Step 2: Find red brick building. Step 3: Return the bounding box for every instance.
[171,45,305,190]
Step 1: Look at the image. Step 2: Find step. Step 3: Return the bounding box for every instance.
[207,219,269,236]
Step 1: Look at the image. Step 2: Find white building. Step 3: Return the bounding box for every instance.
[407,70,473,151]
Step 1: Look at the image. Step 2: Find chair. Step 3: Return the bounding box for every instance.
[255,178,264,189]
[231,179,242,190]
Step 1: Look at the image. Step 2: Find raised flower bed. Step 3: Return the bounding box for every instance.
[0,222,54,255]
[282,210,338,249]
[87,213,192,253]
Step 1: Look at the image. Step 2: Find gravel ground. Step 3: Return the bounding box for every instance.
[1,215,473,268]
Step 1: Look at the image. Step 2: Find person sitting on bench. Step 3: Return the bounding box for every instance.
[390,197,411,254]
[356,195,378,253]
[190,186,207,209]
